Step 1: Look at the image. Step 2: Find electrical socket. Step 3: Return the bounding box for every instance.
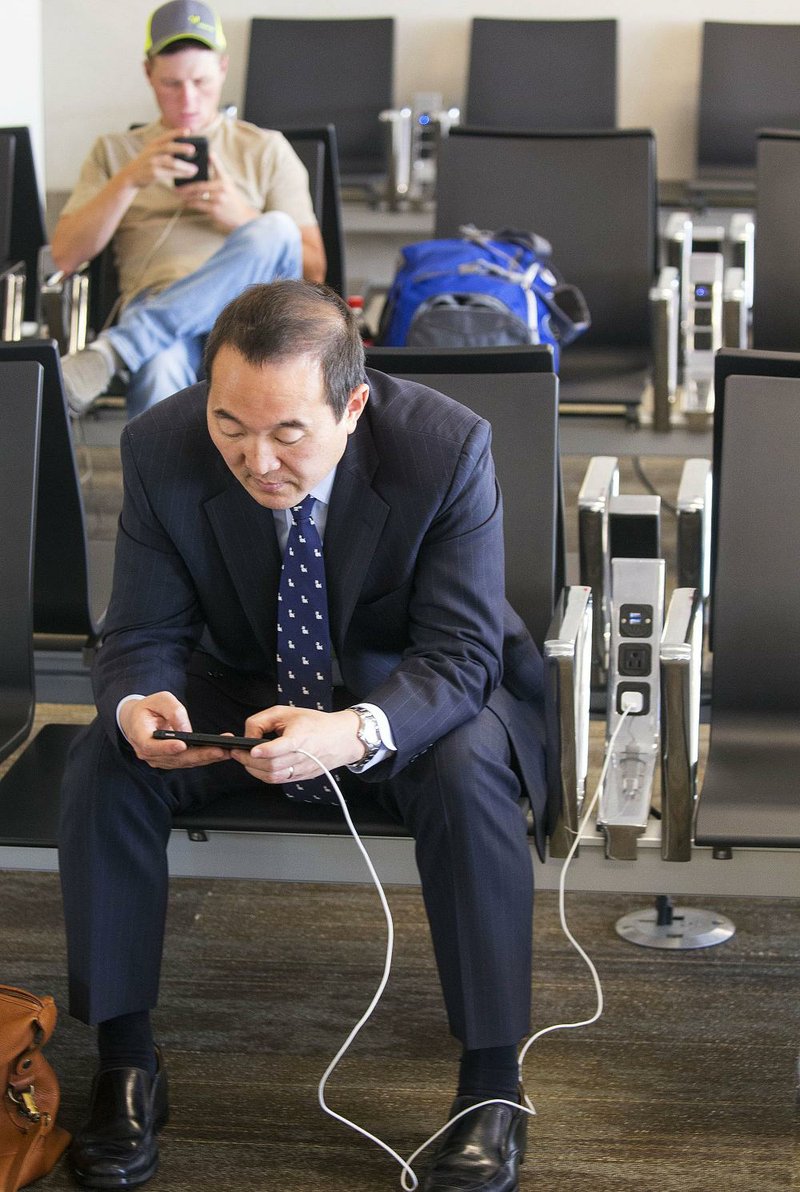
[618,642,652,676]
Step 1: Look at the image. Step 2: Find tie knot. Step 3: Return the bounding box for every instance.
[289,495,316,526]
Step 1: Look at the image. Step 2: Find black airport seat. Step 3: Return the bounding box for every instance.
[435,129,662,418]
[364,345,564,633]
[677,351,800,850]
[466,18,617,133]
[0,126,47,325]
[0,133,13,261]
[0,125,89,353]
[0,340,108,643]
[285,126,346,298]
[0,133,25,341]
[695,22,800,188]
[243,18,394,185]
[0,361,41,763]
[752,131,800,353]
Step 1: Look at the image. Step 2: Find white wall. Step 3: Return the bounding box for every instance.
[2,1,45,192]
[42,0,800,191]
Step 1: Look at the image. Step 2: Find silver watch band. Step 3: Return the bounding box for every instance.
[350,704,382,770]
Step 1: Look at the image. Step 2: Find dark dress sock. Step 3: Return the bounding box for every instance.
[457,1044,520,1101]
[97,1010,157,1077]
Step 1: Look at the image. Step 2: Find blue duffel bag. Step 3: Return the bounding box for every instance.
[377,224,590,368]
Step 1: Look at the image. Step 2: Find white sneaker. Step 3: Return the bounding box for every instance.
[60,344,115,416]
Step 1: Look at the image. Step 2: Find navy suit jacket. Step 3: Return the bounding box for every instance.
[93,368,549,850]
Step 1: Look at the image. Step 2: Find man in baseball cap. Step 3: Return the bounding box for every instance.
[52,1,326,421]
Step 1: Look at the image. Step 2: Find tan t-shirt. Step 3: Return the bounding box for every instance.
[61,115,318,304]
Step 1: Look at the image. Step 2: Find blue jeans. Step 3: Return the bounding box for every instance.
[105,211,303,417]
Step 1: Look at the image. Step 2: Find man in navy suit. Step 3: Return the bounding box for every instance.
[59,281,546,1191]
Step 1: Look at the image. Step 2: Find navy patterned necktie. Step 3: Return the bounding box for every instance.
[276,495,337,803]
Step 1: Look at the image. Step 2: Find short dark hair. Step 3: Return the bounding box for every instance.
[204,281,365,420]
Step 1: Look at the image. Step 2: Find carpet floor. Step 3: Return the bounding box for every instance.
[0,870,797,1191]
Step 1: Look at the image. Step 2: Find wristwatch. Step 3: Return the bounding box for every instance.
[350,704,383,770]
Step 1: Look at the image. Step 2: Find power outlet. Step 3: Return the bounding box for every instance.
[618,642,652,676]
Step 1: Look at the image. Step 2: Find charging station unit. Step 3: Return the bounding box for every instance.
[601,500,735,948]
[599,554,664,861]
[682,250,724,420]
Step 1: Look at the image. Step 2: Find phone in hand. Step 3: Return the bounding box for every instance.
[152,729,275,749]
[173,135,209,186]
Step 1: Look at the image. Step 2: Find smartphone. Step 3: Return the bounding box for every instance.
[173,135,209,186]
[152,729,275,749]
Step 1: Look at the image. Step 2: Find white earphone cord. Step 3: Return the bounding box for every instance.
[296,706,632,1192]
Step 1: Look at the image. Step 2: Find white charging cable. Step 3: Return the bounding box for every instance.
[294,748,418,1189]
[296,703,633,1191]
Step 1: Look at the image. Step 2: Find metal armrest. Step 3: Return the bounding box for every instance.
[676,458,712,599]
[659,587,703,861]
[649,265,680,432]
[37,246,89,356]
[577,455,618,686]
[0,260,25,341]
[728,211,754,310]
[662,211,693,321]
[544,585,592,859]
[722,265,748,349]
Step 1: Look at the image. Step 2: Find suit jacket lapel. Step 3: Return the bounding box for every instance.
[204,480,282,660]
[324,417,389,654]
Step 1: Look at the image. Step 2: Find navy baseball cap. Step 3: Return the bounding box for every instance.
[145,1,227,57]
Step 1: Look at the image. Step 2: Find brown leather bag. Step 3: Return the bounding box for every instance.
[0,986,70,1191]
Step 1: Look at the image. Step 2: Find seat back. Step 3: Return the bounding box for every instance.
[0,340,104,639]
[244,18,394,181]
[0,127,47,323]
[87,241,121,336]
[285,126,346,297]
[0,361,42,762]
[752,131,800,351]
[712,349,800,624]
[365,346,559,649]
[697,22,800,175]
[0,134,14,264]
[711,374,800,712]
[466,18,617,132]
[435,129,656,351]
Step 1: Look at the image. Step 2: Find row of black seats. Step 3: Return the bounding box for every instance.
[8,120,800,428]
[242,16,800,188]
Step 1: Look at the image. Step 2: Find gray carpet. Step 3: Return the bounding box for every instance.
[0,871,796,1190]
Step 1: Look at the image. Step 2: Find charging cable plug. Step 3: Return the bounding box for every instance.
[616,750,646,801]
[620,690,644,714]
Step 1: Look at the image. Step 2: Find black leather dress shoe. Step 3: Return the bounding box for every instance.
[421,1095,527,1192]
[68,1051,169,1189]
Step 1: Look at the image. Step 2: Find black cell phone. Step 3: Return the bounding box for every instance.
[152,730,275,749]
[173,136,209,186]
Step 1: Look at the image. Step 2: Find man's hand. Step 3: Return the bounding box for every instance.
[178,151,260,232]
[231,707,364,785]
[118,128,203,190]
[119,691,230,770]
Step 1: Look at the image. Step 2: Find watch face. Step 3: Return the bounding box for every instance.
[356,708,381,754]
